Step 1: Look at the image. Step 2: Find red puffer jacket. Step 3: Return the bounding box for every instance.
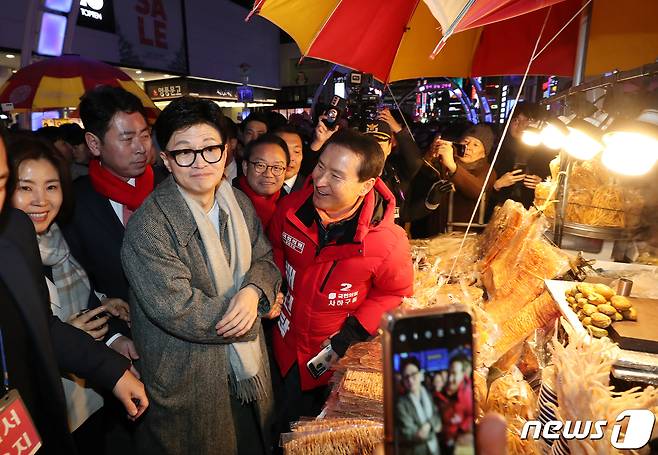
[268,178,414,390]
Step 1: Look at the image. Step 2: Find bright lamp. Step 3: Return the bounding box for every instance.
[541,119,568,150]
[601,109,658,176]
[564,118,603,160]
[521,126,542,147]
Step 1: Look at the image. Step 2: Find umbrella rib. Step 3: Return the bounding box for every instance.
[446,6,553,282]
[532,0,592,62]
[303,0,344,58]
[429,0,477,59]
[384,0,423,84]
[245,0,266,21]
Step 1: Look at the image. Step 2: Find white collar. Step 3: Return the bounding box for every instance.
[284,174,298,190]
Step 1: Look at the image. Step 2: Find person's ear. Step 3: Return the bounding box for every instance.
[85,132,103,158]
[359,177,376,196]
[160,152,172,173]
[242,160,249,176]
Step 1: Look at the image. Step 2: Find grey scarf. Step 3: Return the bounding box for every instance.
[178,180,270,404]
[38,223,90,318]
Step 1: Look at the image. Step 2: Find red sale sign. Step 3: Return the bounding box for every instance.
[0,390,41,455]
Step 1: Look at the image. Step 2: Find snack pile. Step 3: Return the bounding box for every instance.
[534,157,643,228]
[564,282,637,338]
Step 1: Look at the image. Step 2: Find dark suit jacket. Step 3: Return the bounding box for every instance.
[281,172,307,197]
[0,208,129,453]
[63,176,129,301]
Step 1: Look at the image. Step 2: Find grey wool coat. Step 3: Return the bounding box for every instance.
[121,175,281,455]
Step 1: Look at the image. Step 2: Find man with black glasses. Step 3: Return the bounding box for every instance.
[233,134,290,230]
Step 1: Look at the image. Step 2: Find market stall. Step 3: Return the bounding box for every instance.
[279,198,658,454]
[248,1,658,453]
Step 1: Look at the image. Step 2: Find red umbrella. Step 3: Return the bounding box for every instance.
[0,55,158,117]
[251,0,658,82]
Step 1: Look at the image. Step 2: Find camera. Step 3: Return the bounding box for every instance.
[346,72,382,127]
[322,95,346,130]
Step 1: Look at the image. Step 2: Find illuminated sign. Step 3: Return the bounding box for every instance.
[77,0,116,33]
[38,12,67,56]
[237,85,254,102]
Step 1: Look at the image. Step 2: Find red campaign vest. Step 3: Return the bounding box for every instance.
[268,179,414,390]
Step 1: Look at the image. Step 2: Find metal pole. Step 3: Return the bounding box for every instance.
[553,151,572,247]
[63,1,80,54]
[572,1,592,86]
[21,0,38,69]
[553,1,591,246]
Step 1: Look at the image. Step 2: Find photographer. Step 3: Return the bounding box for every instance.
[362,108,424,224]
[428,124,497,229]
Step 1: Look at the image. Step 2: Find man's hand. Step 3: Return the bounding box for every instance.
[493,169,526,191]
[216,285,259,338]
[102,297,131,326]
[416,422,432,440]
[311,115,339,151]
[476,413,506,455]
[68,307,109,341]
[523,174,542,190]
[377,108,402,134]
[112,370,148,421]
[110,335,141,379]
[430,137,457,174]
[264,292,283,320]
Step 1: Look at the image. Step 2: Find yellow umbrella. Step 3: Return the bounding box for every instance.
[252,0,658,81]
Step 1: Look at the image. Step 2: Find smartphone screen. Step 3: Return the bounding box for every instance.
[388,311,475,455]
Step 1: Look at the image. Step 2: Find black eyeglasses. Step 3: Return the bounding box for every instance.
[167,144,225,167]
[248,161,286,176]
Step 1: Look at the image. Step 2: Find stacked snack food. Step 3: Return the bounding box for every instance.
[565,282,637,338]
[534,157,644,228]
[295,199,654,454]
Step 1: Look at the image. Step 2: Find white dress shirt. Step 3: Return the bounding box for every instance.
[283,174,298,194]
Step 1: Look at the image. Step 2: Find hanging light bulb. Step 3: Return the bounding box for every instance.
[601,109,658,176]
[540,119,568,150]
[564,118,603,160]
[521,126,542,147]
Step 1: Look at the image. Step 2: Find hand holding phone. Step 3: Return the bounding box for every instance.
[306,343,340,379]
[69,307,109,340]
[382,306,476,455]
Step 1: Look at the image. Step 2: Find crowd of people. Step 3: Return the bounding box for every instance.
[395,351,474,455]
[0,84,549,454]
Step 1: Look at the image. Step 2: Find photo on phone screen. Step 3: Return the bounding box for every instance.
[390,311,475,455]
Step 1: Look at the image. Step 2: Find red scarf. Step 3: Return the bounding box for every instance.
[89,160,154,211]
[237,176,281,229]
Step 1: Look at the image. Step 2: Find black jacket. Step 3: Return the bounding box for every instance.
[281,172,307,197]
[0,209,129,454]
[380,129,423,224]
[491,136,554,209]
[62,176,133,341]
[63,176,130,300]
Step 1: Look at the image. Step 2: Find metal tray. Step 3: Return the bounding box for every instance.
[546,219,629,241]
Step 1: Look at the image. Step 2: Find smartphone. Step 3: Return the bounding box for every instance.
[513,162,528,173]
[452,142,466,157]
[306,343,340,379]
[382,306,476,455]
[78,308,108,329]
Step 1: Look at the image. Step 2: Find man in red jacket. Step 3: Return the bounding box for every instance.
[268,129,414,430]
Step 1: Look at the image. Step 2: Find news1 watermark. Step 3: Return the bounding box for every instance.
[520,410,656,449]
